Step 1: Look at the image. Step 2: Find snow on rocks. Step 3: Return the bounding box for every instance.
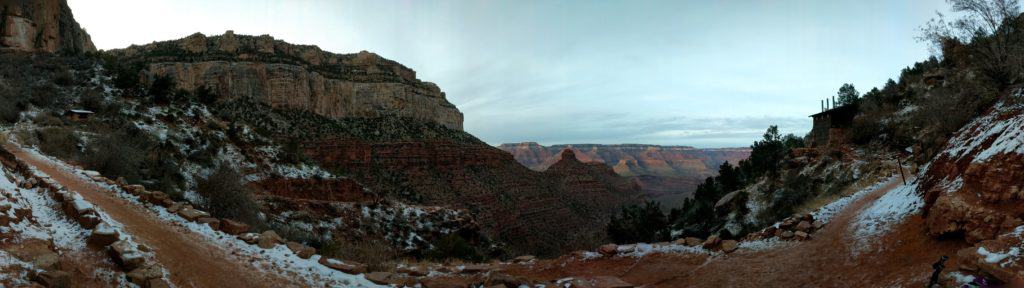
[956,225,1024,284]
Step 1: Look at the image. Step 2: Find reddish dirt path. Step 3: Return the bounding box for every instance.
[500,172,970,287]
[5,144,296,288]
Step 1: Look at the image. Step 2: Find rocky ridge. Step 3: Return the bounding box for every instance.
[106,31,463,130]
[0,0,94,53]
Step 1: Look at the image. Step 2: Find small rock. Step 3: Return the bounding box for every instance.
[512,255,536,263]
[238,233,260,244]
[166,202,183,213]
[285,241,315,259]
[126,264,164,286]
[702,235,722,249]
[461,264,494,274]
[87,222,120,247]
[147,278,173,288]
[365,272,394,285]
[567,276,634,288]
[720,240,739,253]
[812,220,824,230]
[780,230,794,239]
[397,265,428,276]
[257,230,284,249]
[177,208,210,222]
[598,244,618,256]
[197,217,220,230]
[31,270,71,288]
[794,231,810,240]
[684,237,703,247]
[795,221,812,232]
[219,219,250,235]
[318,257,367,274]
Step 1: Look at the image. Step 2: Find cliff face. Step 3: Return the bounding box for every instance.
[921,90,1024,243]
[498,142,750,179]
[0,0,94,53]
[106,31,463,130]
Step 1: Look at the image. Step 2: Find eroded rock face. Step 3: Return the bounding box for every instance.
[0,0,95,53]
[107,32,463,130]
[921,93,1024,243]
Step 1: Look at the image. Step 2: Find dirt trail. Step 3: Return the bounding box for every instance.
[4,144,296,288]
[500,170,969,287]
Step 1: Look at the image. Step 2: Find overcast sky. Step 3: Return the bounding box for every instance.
[68,0,949,148]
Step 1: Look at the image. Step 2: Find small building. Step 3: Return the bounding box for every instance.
[808,104,857,148]
[64,109,95,121]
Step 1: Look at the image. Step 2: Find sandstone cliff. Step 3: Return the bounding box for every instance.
[0,0,94,53]
[498,142,750,178]
[105,31,463,130]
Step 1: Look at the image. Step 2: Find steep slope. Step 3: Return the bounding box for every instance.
[0,0,94,53]
[104,31,462,130]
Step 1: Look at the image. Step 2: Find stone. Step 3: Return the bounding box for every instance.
[166,202,183,213]
[684,237,703,247]
[177,208,210,222]
[285,242,316,259]
[78,214,100,229]
[486,273,529,288]
[420,278,470,288]
[258,230,284,249]
[397,265,428,276]
[9,239,59,270]
[720,240,739,253]
[30,270,71,288]
[219,219,250,235]
[87,222,120,247]
[126,264,164,286]
[461,264,494,274]
[598,244,618,256]
[812,220,824,230]
[125,185,146,195]
[238,233,260,244]
[512,255,536,263]
[109,240,146,270]
[702,235,722,249]
[795,221,813,232]
[197,217,221,230]
[318,257,367,274]
[794,231,810,240]
[365,272,394,285]
[780,230,794,239]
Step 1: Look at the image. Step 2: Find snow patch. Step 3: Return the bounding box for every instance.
[849,181,923,254]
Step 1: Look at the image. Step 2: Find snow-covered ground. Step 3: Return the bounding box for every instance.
[849,181,923,254]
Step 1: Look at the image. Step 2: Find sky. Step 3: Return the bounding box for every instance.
[68,0,949,148]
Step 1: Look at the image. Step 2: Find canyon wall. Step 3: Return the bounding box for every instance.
[107,31,463,130]
[0,0,94,53]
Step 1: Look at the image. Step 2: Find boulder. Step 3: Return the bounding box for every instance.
[795,221,813,232]
[219,219,250,235]
[318,257,367,274]
[512,255,536,263]
[126,264,164,286]
[365,272,394,285]
[166,202,183,213]
[177,208,210,222]
[109,240,146,270]
[87,222,120,247]
[780,230,794,239]
[598,244,618,256]
[794,231,810,241]
[397,265,428,277]
[31,270,71,288]
[257,230,284,249]
[702,235,722,249]
[197,217,220,230]
[720,240,739,253]
[79,214,100,229]
[285,242,316,259]
[238,233,260,244]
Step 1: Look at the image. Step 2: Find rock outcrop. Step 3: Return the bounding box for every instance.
[922,91,1024,243]
[0,0,94,53]
[105,31,463,130]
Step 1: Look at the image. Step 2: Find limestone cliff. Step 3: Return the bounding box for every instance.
[0,0,94,53]
[105,31,463,130]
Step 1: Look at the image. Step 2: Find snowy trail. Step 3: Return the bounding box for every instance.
[3,143,300,288]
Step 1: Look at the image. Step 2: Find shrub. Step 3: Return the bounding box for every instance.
[195,163,262,225]
[37,127,79,159]
[320,238,398,272]
[607,201,671,244]
[424,234,484,262]
[82,131,146,183]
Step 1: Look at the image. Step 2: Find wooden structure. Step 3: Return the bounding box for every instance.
[808,101,857,148]
[64,109,94,121]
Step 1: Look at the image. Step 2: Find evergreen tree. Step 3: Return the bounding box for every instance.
[837,83,860,106]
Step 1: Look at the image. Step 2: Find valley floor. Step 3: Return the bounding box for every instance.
[486,171,970,287]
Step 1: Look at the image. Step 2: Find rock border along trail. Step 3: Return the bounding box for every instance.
[3,143,295,287]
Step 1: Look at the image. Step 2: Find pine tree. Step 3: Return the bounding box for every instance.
[837,83,859,106]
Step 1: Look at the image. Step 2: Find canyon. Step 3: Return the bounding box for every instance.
[498,142,750,206]
[0,0,94,53]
